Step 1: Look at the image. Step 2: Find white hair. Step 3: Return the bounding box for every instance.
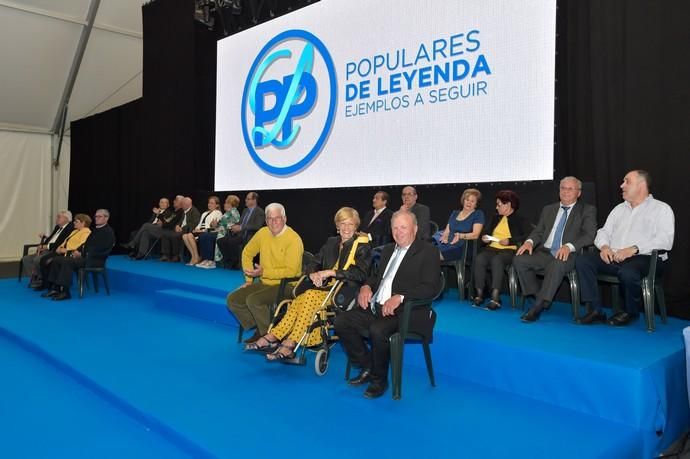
[560,176,582,190]
[265,203,286,218]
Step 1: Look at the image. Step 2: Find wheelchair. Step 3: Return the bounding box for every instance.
[266,279,353,376]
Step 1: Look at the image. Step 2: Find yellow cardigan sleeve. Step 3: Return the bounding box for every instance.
[63,228,92,252]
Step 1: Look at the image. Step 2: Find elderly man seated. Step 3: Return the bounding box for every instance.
[226,203,304,343]
[335,210,442,399]
[24,210,74,289]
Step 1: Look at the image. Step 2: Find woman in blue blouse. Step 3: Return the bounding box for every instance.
[434,188,485,261]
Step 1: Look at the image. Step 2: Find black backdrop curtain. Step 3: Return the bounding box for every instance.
[69,0,690,317]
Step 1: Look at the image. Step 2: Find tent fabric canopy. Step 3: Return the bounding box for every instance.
[0,0,143,134]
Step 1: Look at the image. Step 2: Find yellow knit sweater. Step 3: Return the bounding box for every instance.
[241,226,304,285]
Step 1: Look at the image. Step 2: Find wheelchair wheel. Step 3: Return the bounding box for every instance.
[314,348,329,376]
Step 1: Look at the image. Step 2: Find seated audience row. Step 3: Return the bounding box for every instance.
[32,210,115,301]
[125,192,265,269]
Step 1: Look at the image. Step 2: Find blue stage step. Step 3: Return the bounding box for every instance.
[154,288,237,326]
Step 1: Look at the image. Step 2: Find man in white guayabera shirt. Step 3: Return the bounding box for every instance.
[575,170,675,327]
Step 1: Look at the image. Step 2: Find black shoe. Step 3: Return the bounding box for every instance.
[472,296,484,307]
[242,330,261,344]
[52,291,71,301]
[577,310,607,325]
[520,305,544,323]
[486,299,502,311]
[364,380,388,399]
[607,312,637,326]
[32,283,47,291]
[348,369,372,386]
[41,289,59,298]
[134,254,145,260]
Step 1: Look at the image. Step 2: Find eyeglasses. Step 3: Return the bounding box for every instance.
[266,216,284,222]
[94,214,106,218]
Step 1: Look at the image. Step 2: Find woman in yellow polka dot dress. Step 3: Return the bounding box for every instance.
[245,207,372,360]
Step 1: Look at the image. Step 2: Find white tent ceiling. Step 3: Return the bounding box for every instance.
[0,0,144,134]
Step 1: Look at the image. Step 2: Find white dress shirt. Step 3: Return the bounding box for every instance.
[373,244,410,304]
[543,203,575,252]
[47,224,69,245]
[594,195,674,260]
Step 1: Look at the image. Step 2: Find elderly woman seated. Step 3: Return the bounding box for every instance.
[195,194,241,269]
[182,195,222,266]
[434,188,485,261]
[472,190,531,310]
[246,207,371,361]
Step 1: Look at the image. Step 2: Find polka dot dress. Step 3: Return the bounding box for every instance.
[271,288,330,347]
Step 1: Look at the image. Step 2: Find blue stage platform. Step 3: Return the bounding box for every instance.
[1,255,688,458]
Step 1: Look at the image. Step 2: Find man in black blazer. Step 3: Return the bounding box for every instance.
[217,192,265,268]
[335,210,442,399]
[24,210,75,287]
[160,196,200,262]
[514,177,597,322]
[401,186,431,241]
[362,191,393,247]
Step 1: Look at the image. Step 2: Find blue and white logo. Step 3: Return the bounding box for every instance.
[242,30,337,176]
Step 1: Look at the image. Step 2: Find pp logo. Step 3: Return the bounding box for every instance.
[242,30,337,176]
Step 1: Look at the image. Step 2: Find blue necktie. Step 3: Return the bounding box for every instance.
[372,247,403,313]
[551,206,569,256]
[241,208,253,228]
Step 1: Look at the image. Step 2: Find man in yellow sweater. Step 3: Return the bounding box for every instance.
[226,203,304,343]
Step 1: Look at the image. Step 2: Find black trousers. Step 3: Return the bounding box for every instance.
[47,256,86,289]
[160,229,183,256]
[334,305,433,383]
[216,233,243,268]
[39,251,60,284]
[575,253,659,315]
[473,247,516,293]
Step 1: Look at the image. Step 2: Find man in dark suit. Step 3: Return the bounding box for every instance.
[514,177,597,322]
[24,210,75,288]
[124,197,173,258]
[362,191,393,247]
[217,192,265,268]
[46,209,116,301]
[335,210,442,399]
[160,196,200,262]
[401,186,431,241]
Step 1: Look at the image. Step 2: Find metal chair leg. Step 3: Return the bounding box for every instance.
[79,269,86,298]
[568,271,580,322]
[656,284,667,324]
